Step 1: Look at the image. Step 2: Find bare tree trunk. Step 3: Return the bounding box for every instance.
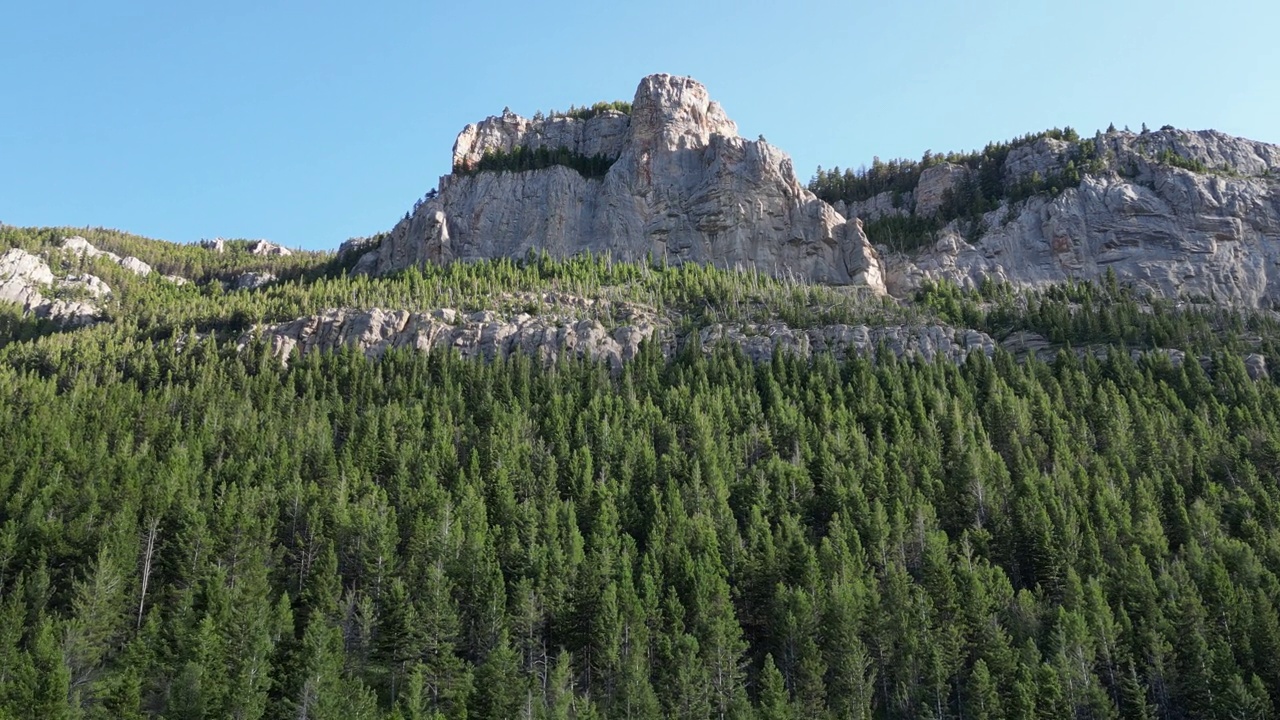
[137,517,160,630]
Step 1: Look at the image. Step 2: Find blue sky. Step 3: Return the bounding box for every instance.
[3,0,1276,251]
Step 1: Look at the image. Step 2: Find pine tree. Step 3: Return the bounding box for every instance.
[757,654,793,720]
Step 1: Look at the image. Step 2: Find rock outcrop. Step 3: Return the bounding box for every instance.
[61,236,196,284]
[999,330,1269,379]
[697,321,995,363]
[38,299,101,326]
[247,299,1273,379]
[451,108,631,171]
[61,274,112,298]
[245,305,660,369]
[0,248,102,326]
[913,163,970,219]
[0,248,56,310]
[63,236,154,277]
[249,240,292,257]
[244,295,996,368]
[231,271,277,290]
[351,80,1280,306]
[875,128,1280,305]
[358,74,885,292]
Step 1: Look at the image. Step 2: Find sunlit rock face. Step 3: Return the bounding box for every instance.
[362,74,885,293]
[880,128,1280,306]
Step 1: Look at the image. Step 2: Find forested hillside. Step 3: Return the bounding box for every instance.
[3,226,1280,718]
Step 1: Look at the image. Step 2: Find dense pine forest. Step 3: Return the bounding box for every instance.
[3,226,1280,718]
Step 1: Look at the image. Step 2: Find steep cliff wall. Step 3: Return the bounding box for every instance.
[357,76,1280,307]
[858,128,1280,305]
[243,299,996,368]
[360,74,884,291]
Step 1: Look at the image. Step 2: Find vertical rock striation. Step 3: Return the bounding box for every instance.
[362,74,886,292]
[873,128,1280,305]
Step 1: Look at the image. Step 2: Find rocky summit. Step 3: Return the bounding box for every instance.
[831,128,1280,305]
[354,74,885,291]
[346,75,1280,307]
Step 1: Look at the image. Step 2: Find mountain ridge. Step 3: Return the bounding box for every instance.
[346,74,1280,308]
[355,73,884,291]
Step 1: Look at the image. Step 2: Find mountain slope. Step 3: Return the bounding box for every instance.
[3,272,1280,718]
[4,224,1280,717]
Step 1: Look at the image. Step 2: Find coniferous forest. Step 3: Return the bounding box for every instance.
[3,227,1280,718]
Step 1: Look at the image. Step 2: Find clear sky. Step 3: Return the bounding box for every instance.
[4,0,1277,251]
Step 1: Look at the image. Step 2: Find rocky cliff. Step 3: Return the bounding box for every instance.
[846,128,1280,305]
[356,74,884,291]
[244,294,1267,375]
[243,295,996,368]
[0,247,103,326]
[355,76,1280,307]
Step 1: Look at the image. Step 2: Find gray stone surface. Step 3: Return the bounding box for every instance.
[232,271,277,290]
[249,240,292,256]
[247,301,1273,380]
[244,293,999,369]
[842,192,910,223]
[361,74,886,292]
[0,247,102,325]
[697,321,996,363]
[62,236,115,261]
[337,88,1280,307]
[914,163,969,218]
[37,299,101,326]
[245,305,658,369]
[0,248,55,310]
[453,109,631,172]
[878,128,1280,305]
[118,256,153,277]
[62,236,153,276]
[1246,353,1269,379]
[1003,137,1071,186]
[59,274,112,298]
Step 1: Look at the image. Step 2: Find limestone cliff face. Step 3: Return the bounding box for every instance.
[247,301,1269,376]
[452,110,631,171]
[875,128,1280,305]
[363,74,884,291]
[358,80,1280,306]
[244,298,995,368]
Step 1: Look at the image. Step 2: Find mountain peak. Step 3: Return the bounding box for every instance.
[366,74,883,290]
[350,77,1280,307]
[629,73,738,150]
